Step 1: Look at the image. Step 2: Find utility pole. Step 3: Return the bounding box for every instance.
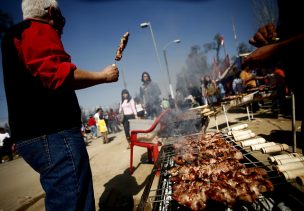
[121,68,127,89]
[232,17,239,56]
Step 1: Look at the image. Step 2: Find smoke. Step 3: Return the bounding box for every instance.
[159,109,208,138]
[175,45,211,98]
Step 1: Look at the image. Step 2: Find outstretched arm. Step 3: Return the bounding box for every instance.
[244,32,304,68]
[72,64,119,90]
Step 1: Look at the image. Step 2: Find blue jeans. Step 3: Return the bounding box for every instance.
[89,125,97,137]
[16,127,95,211]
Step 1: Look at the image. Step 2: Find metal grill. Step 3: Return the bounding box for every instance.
[137,133,304,211]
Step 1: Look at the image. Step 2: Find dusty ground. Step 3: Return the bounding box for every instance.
[1,99,303,211]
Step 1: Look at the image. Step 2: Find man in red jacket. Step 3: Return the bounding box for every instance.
[1,0,119,210]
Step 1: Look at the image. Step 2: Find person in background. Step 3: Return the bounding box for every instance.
[200,76,208,105]
[119,89,137,149]
[216,80,226,102]
[139,72,162,119]
[87,115,97,139]
[243,0,304,153]
[103,110,111,133]
[1,0,119,210]
[203,75,218,106]
[240,66,265,90]
[134,97,145,119]
[98,117,109,144]
[184,94,198,108]
[232,71,245,95]
[240,66,265,112]
[161,97,170,110]
[94,108,103,137]
[268,67,287,117]
[168,94,176,109]
[114,108,122,131]
[108,108,119,133]
[187,82,203,106]
[0,127,13,163]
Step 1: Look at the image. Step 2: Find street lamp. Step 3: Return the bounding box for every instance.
[163,39,181,99]
[140,22,164,80]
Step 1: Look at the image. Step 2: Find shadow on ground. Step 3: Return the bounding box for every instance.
[98,167,149,211]
[107,136,115,143]
[259,130,303,149]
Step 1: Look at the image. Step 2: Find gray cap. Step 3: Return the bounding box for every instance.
[22,0,59,20]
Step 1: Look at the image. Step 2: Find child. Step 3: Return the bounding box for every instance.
[98,118,109,144]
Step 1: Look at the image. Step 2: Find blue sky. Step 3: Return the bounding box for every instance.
[0,0,264,124]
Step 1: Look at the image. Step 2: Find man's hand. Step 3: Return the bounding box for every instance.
[243,43,280,69]
[102,64,119,82]
[249,23,277,47]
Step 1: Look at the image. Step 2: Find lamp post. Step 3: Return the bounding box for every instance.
[140,22,163,79]
[163,39,181,99]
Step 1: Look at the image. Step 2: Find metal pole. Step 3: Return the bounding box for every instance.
[148,23,163,76]
[246,105,251,121]
[163,49,174,98]
[291,91,297,152]
[222,104,231,131]
[232,17,239,56]
[121,68,127,89]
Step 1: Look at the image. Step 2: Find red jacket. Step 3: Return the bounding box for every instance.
[87,117,96,126]
[2,19,81,140]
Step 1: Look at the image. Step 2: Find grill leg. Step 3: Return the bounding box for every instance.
[246,104,251,121]
[214,115,219,132]
[222,104,231,131]
[291,91,297,153]
[147,148,153,162]
[130,145,134,174]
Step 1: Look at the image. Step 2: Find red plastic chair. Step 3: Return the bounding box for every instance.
[129,110,169,174]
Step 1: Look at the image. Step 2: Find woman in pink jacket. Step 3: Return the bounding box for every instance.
[119,89,137,148]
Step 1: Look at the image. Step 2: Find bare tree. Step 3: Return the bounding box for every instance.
[250,0,278,27]
[203,33,224,63]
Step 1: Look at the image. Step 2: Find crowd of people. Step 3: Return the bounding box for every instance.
[82,107,121,144]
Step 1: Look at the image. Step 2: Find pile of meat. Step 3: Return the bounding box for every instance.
[168,133,274,211]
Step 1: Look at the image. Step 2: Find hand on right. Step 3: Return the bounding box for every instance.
[243,43,280,69]
[249,23,277,47]
[102,64,119,82]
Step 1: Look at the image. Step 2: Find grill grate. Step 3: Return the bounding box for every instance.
[137,133,304,211]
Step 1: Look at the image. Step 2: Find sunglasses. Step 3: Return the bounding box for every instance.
[45,7,66,33]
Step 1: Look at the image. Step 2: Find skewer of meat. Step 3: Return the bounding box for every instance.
[114,31,129,62]
[169,132,275,210]
[171,168,273,210]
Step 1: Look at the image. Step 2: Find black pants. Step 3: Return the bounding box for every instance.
[146,104,161,119]
[0,145,13,163]
[123,114,135,142]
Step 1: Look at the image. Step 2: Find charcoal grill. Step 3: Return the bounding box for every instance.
[137,133,304,211]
